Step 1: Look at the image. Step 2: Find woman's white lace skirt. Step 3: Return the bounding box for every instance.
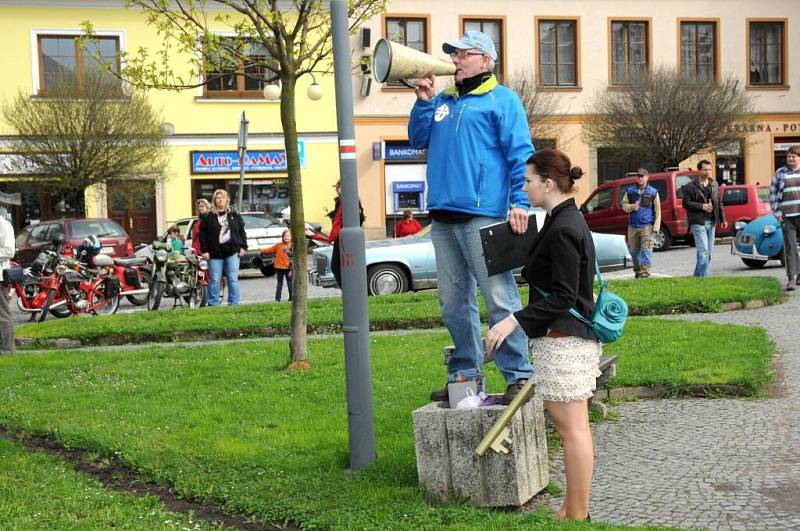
[529,336,602,402]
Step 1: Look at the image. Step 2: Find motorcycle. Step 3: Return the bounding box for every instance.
[77,236,151,306]
[6,235,73,320]
[37,249,121,322]
[146,242,207,310]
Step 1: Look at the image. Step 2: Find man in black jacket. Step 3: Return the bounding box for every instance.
[682,160,727,277]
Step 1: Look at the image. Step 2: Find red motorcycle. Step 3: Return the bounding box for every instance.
[37,249,120,322]
[5,252,71,321]
[78,236,151,306]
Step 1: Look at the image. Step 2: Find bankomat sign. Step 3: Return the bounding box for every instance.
[191,140,306,173]
[384,143,427,161]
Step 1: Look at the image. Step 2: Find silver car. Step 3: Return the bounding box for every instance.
[310,211,632,296]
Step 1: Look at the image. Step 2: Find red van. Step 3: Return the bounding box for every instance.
[580,171,771,251]
[580,170,696,251]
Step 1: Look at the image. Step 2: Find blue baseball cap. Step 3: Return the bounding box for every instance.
[442,30,497,61]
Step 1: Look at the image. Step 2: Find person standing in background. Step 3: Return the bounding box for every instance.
[682,160,727,277]
[261,229,293,302]
[395,210,423,237]
[621,169,661,279]
[769,146,800,290]
[0,205,15,353]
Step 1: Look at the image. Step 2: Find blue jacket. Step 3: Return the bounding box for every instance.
[626,185,658,227]
[408,75,533,218]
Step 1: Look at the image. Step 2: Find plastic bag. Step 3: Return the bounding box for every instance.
[455,388,482,409]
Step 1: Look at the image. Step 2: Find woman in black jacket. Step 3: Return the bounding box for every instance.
[198,189,247,306]
[485,149,599,522]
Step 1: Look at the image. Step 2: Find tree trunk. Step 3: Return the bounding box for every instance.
[280,73,311,371]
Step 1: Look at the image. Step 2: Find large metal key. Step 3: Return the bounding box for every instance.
[489,426,513,454]
[475,378,535,456]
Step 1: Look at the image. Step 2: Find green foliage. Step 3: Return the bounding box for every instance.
[603,318,774,394]
[16,276,782,347]
[0,322,770,529]
[0,438,223,530]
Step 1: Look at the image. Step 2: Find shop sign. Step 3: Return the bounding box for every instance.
[726,122,800,134]
[0,154,39,175]
[191,140,306,174]
[393,181,425,193]
[385,142,427,162]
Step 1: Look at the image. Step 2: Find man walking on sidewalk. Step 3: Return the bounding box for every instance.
[622,169,660,278]
[683,160,727,277]
[769,146,800,290]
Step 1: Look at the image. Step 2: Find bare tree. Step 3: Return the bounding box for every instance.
[87,1,388,370]
[583,66,752,169]
[1,70,168,216]
[508,70,558,142]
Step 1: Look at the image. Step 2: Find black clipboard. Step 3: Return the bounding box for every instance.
[480,214,539,276]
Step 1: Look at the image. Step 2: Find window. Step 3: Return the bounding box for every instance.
[675,176,693,199]
[538,19,577,87]
[722,188,748,206]
[463,18,504,82]
[38,35,120,93]
[385,16,428,87]
[584,188,613,213]
[204,39,278,98]
[533,138,557,150]
[610,20,649,85]
[749,21,785,86]
[680,21,717,79]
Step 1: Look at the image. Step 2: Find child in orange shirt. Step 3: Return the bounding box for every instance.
[261,229,293,302]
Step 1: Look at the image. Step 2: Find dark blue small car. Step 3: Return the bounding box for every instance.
[731,214,786,268]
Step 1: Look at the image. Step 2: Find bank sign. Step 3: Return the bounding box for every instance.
[191,141,306,174]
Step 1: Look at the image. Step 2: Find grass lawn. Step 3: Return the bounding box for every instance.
[16,276,782,347]
[0,437,222,530]
[0,321,771,530]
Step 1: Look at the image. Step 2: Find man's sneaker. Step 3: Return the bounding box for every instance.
[430,385,449,402]
[787,280,797,291]
[501,379,530,405]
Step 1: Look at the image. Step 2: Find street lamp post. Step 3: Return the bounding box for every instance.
[330,0,376,470]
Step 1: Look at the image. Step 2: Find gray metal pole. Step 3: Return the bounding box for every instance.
[237,111,249,212]
[330,0,376,470]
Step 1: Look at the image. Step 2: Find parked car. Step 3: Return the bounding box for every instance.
[164,213,285,275]
[581,170,769,251]
[580,169,696,252]
[309,210,632,296]
[14,218,133,266]
[731,213,797,268]
[718,184,772,236]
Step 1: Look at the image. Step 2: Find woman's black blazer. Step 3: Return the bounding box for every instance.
[198,210,248,258]
[513,198,597,340]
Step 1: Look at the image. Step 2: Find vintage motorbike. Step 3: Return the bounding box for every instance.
[37,249,120,322]
[6,235,73,320]
[146,242,207,310]
[77,235,151,306]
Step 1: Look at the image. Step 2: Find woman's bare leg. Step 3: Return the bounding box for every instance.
[546,399,593,521]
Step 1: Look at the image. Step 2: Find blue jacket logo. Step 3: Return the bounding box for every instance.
[434,103,449,122]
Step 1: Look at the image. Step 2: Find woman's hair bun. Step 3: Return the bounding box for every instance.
[569,166,584,180]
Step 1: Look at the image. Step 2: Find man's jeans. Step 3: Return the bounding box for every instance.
[430,218,533,385]
[627,225,653,276]
[782,215,800,280]
[208,253,241,306]
[691,221,716,277]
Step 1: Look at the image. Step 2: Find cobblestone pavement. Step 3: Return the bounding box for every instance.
[550,246,800,529]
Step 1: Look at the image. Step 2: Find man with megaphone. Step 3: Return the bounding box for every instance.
[408,30,535,405]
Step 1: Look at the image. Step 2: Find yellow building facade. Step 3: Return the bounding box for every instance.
[0,0,342,242]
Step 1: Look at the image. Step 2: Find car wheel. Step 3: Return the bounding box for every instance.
[741,258,767,269]
[779,247,786,267]
[367,264,408,296]
[652,227,671,252]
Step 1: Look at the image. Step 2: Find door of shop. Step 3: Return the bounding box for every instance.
[107,181,157,244]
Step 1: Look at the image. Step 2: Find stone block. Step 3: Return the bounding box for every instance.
[411,397,549,507]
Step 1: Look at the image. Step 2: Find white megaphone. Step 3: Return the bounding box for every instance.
[372,38,456,87]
